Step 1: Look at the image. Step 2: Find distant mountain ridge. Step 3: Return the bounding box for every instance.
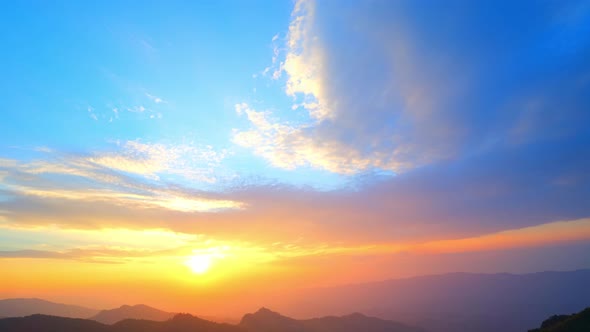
[0,313,242,332]
[90,304,175,324]
[239,307,424,332]
[0,298,98,318]
[273,269,590,332]
[0,310,422,332]
[1,269,589,332]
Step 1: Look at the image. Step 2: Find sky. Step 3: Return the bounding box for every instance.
[1,0,590,316]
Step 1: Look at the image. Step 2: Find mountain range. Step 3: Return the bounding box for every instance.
[90,304,175,324]
[0,313,238,332]
[0,308,424,332]
[269,269,590,332]
[0,298,98,318]
[241,307,424,332]
[0,299,175,324]
[1,306,589,332]
[1,270,589,332]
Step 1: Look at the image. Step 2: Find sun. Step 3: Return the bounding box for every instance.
[184,254,213,274]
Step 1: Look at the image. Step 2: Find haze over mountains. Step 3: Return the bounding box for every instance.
[0,309,423,332]
[270,269,590,332]
[1,270,589,332]
[0,314,240,332]
[0,298,98,318]
[240,307,423,332]
[0,300,172,323]
[1,307,589,332]
[91,304,175,324]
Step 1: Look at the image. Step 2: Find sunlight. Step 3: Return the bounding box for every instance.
[184,254,213,274]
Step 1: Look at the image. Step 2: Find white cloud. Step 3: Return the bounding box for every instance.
[233,103,407,174]
[87,140,230,183]
[146,92,165,104]
[127,105,147,113]
[10,185,243,213]
[87,106,98,121]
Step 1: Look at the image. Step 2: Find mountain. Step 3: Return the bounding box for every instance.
[240,307,424,332]
[240,308,303,332]
[0,298,98,318]
[0,299,176,324]
[271,270,590,332]
[0,314,108,332]
[528,307,590,332]
[0,309,423,332]
[303,312,425,332]
[0,313,244,332]
[90,304,175,324]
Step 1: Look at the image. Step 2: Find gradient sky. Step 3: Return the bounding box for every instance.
[1,0,590,316]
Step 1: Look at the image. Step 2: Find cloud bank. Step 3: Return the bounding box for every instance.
[236,0,590,175]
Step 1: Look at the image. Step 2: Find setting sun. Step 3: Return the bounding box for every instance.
[185,254,213,274]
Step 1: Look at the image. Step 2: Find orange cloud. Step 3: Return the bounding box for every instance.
[412,218,590,253]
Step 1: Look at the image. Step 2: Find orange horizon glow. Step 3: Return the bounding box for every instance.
[1,218,589,316]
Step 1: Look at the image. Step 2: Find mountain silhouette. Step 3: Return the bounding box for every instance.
[1,270,588,332]
[90,304,175,324]
[0,313,244,332]
[528,307,590,332]
[240,308,303,332]
[0,298,98,318]
[112,313,243,332]
[239,307,424,332]
[0,309,424,332]
[0,314,108,332]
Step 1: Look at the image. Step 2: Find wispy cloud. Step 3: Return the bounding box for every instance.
[0,142,238,214]
[146,92,165,104]
[87,106,98,121]
[2,132,589,246]
[126,105,147,113]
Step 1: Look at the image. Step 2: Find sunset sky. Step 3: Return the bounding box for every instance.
[1,0,589,317]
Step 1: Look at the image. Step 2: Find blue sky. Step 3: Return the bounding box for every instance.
[0,0,345,187]
[0,0,589,281]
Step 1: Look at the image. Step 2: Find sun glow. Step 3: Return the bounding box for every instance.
[185,254,213,274]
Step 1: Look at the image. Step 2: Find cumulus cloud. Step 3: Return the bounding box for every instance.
[236,0,590,175]
[234,103,404,174]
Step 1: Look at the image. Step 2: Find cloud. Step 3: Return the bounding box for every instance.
[0,139,588,281]
[146,92,165,104]
[0,142,239,214]
[127,105,147,113]
[233,103,408,174]
[87,106,98,121]
[235,0,590,175]
[88,140,229,182]
[0,249,144,264]
[3,135,588,245]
